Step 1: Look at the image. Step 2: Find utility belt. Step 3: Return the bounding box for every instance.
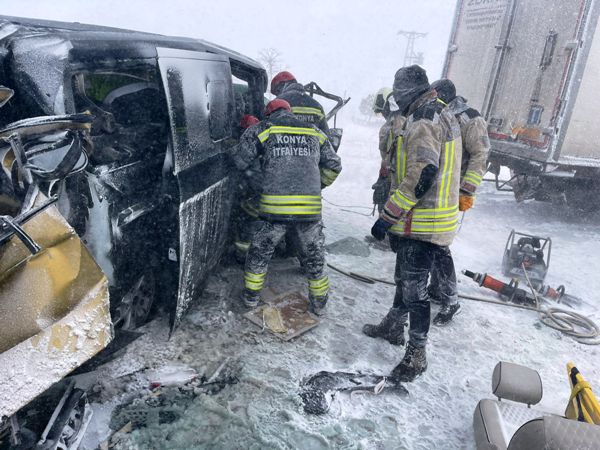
[390,204,459,236]
[259,194,322,221]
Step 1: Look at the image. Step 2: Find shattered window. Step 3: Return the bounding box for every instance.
[73,69,169,164]
[207,80,230,141]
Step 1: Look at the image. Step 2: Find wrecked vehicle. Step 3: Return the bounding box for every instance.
[0,15,267,448]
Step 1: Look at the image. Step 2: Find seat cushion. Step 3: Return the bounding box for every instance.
[509,415,600,450]
[474,399,553,450]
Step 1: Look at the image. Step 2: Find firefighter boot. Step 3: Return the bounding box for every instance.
[309,294,328,316]
[433,302,461,326]
[241,289,261,308]
[389,343,427,382]
[362,308,406,346]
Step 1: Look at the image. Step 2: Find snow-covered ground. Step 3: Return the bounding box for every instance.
[82,122,600,450]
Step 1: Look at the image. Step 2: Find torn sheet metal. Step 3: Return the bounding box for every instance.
[244,291,319,341]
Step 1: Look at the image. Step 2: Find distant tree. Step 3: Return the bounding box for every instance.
[359,93,376,117]
[258,48,284,96]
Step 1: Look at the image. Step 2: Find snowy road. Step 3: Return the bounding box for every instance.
[84,122,600,450]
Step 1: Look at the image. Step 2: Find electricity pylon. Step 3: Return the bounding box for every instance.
[397,30,427,66]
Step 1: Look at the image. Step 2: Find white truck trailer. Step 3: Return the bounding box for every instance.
[443,0,600,209]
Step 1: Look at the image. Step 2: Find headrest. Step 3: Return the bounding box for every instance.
[492,362,543,405]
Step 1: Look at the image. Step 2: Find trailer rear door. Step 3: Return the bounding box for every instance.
[443,0,515,113]
[485,0,588,153]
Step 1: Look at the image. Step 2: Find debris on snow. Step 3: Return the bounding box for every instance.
[146,364,198,388]
[326,236,371,257]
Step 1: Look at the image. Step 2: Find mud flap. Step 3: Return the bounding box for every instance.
[0,193,112,419]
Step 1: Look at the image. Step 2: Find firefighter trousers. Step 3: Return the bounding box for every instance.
[389,236,454,348]
[244,220,329,301]
[233,199,262,260]
[427,246,459,306]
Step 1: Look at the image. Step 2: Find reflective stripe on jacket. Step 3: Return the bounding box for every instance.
[235,109,341,222]
[379,112,406,169]
[384,91,462,247]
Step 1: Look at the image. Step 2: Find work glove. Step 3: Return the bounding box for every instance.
[372,176,391,206]
[459,194,475,212]
[371,218,393,241]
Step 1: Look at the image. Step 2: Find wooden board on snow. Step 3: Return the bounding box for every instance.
[243,291,319,341]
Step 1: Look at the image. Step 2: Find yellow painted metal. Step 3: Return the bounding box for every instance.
[0,194,112,418]
[566,362,600,425]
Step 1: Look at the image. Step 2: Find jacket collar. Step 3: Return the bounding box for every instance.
[406,90,438,117]
[281,82,305,95]
[448,96,470,114]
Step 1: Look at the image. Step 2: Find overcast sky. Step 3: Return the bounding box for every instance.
[1,0,456,113]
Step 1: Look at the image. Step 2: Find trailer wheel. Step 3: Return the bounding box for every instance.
[509,171,539,202]
[566,186,600,213]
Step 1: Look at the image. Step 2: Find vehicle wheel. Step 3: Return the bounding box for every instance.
[509,170,539,202]
[54,396,89,450]
[115,271,156,330]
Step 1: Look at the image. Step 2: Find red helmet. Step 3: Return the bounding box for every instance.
[264,99,291,116]
[240,114,259,129]
[270,71,296,95]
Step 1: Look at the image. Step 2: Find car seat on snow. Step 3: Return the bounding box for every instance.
[473,361,600,449]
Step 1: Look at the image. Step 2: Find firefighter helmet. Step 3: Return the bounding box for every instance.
[264,99,291,116]
[271,71,297,95]
[240,114,259,129]
[373,87,393,114]
[431,79,456,104]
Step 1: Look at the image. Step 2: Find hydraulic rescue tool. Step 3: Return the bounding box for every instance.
[304,81,351,152]
[502,230,551,286]
[462,270,581,308]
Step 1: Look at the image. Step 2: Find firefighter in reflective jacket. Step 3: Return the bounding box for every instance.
[236,99,342,314]
[372,88,406,213]
[425,78,490,325]
[271,71,329,134]
[366,65,462,382]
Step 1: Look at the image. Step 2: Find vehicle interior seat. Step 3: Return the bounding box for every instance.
[473,361,600,449]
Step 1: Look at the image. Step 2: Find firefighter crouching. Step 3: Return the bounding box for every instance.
[426,78,491,325]
[271,71,330,134]
[235,99,342,315]
[366,65,462,382]
[231,114,262,263]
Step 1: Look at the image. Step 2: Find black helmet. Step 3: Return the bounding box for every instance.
[393,65,429,93]
[392,65,430,115]
[431,79,456,104]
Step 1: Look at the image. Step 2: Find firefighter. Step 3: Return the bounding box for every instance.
[427,78,490,325]
[366,65,462,382]
[372,88,406,213]
[236,99,342,314]
[270,71,329,134]
[231,115,262,263]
